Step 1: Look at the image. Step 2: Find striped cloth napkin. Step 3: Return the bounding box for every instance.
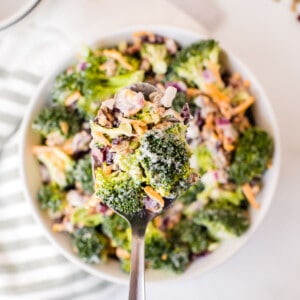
[0,25,116,300]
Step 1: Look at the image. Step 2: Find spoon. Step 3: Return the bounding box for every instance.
[91,83,187,300]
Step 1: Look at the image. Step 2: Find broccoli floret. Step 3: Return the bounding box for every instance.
[145,224,189,273]
[140,43,170,75]
[170,40,220,89]
[95,169,144,215]
[194,202,250,240]
[194,145,216,174]
[229,128,273,185]
[171,219,212,255]
[178,180,204,205]
[74,154,94,195]
[210,187,245,206]
[72,227,108,264]
[78,69,145,119]
[38,183,66,216]
[51,70,82,104]
[102,214,131,250]
[32,105,82,139]
[138,126,191,197]
[71,207,103,227]
[171,91,197,115]
[33,146,75,188]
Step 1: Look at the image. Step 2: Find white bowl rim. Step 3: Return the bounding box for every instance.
[19,24,282,285]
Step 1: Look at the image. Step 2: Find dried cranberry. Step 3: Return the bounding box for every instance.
[194,108,204,129]
[180,103,191,125]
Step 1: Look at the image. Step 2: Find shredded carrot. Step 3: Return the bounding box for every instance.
[186,88,202,98]
[232,96,255,115]
[102,49,133,70]
[144,186,164,207]
[206,61,223,87]
[204,84,230,103]
[59,121,69,136]
[60,139,73,155]
[242,183,260,210]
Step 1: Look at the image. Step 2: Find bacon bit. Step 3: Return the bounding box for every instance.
[60,138,74,155]
[153,216,163,228]
[223,139,235,152]
[102,164,113,175]
[232,72,241,81]
[187,88,202,98]
[52,223,65,232]
[133,31,156,43]
[65,91,81,106]
[59,121,69,136]
[92,131,111,146]
[242,183,260,210]
[102,49,133,71]
[243,80,251,88]
[232,96,255,115]
[204,84,230,103]
[144,186,164,208]
[206,61,224,87]
[219,102,232,119]
[116,248,131,259]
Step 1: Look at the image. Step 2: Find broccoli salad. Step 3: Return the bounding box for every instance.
[91,85,194,216]
[32,31,273,273]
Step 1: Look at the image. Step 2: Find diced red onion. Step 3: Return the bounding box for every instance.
[203,69,215,83]
[180,103,191,125]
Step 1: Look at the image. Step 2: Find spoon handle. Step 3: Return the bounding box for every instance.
[128,224,147,300]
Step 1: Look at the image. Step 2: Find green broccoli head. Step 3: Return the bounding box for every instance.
[77,70,145,120]
[38,183,66,216]
[138,125,191,197]
[71,207,103,227]
[74,154,94,195]
[229,127,273,185]
[145,224,189,273]
[51,70,82,104]
[72,227,109,264]
[177,180,204,205]
[95,169,144,215]
[194,202,250,240]
[33,146,75,188]
[170,40,220,89]
[140,43,170,75]
[101,213,131,250]
[171,218,212,255]
[32,105,82,139]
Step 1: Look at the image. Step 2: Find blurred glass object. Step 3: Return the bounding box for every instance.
[0,0,41,30]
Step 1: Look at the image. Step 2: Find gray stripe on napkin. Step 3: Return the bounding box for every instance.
[0,236,48,251]
[0,215,35,229]
[0,111,21,124]
[0,255,66,273]
[0,191,25,206]
[0,168,19,182]
[0,270,89,295]
[0,89,30,105]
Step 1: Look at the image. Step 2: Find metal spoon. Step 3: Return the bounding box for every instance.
[92,83,179,300]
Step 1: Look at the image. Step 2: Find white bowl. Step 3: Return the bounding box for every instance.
[19,25,281,285]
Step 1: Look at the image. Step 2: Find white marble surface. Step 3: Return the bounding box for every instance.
[1,0,300,299]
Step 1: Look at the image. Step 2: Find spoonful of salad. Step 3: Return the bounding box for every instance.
[90,83,196,300]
